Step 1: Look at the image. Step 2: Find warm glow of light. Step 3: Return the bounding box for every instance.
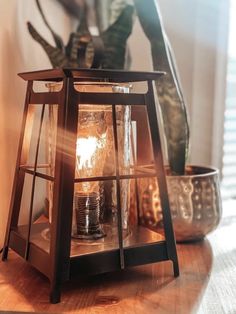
[76,137,98,170]
[76,134,107,173]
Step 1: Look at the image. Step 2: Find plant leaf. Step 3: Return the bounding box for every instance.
[65,12,91,67]
[134,0,189,175]
[35,0,64,51]
[109,0,132,26]
[27,22,69,68]
[101,5,134,69]
[95,0,133,32]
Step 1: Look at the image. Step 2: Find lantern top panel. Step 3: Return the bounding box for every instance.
[18,68,165,83]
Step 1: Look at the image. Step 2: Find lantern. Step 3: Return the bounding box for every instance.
[2,69,179,303]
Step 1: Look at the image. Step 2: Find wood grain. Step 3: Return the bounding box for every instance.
[0,200,235,313]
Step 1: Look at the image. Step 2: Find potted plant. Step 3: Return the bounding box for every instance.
[132,0,222,242]
[28,0,222,242]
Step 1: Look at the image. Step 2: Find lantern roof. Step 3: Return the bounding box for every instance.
[18,68,165,82]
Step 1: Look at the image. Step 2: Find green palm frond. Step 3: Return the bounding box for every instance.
[134,0,189,175]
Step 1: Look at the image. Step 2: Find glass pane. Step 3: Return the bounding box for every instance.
[137,177,165,240]
[18,175,50,252]
[18,174,33,227]
[20,104,43,167]
[30,177,50,253]
[36,104,58,178]
[131,106,154,169]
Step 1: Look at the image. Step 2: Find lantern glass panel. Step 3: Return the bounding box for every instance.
[29,177,50,250]
[18,174,33,226]
[22,104,58,222]
[19,103,58,176]
[17,174,50,251]
[137,177,165,237]
[20,104,43,167]
[18,103,54,223]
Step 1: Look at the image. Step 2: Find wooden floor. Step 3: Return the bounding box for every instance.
[0,200,235,314]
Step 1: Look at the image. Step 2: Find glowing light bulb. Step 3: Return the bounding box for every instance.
[76,137,97,171]
[75,133,107,193]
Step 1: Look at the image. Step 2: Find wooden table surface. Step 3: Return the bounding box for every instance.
[0,200,235,314]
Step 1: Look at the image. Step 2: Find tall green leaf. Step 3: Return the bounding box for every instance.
[27,22,68,68]
[95,0,131,32]
[134,0,189,175]
[101,5,134,69]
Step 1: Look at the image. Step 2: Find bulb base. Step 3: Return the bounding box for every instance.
[73,191,106,240]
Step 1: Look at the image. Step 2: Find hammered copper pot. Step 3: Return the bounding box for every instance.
[139,165,222,242]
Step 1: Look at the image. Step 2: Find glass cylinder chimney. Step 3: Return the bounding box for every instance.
[73,105,108,239]
[48,82,132,243]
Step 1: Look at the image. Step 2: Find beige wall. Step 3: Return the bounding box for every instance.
[0,0,72,246]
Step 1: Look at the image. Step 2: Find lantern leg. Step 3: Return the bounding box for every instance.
[48,78,78,303]
[1,247,8,261]
[172,257,180,277]
[145,80,179,277]
[2,82,33,261]
[50,285,61,304]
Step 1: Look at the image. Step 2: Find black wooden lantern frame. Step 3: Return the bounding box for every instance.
[2,68,179,303]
